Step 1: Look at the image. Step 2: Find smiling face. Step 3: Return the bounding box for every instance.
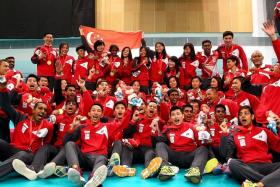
[155,43,164,53]
[122,47,130,58]
[38,77,49,88]
[97,81,109,97]
[183,107,193,122]
[88,104,103,124]
[226,59,236,70]
[65,101,78,115]
[132,81,140,93]
[26,77,38,91]
[215,107,226,123]
[184,46,191,56]
[60,44,69,56]
[114,103,126,120]
[238,108,254,127]
[170,109,184,125]
[0,61,9,75]
[191,78,201,89]
[210,78,218,88]
[223,35,233,47]
[169,77,178,88]
[32,103,47,123]
[231,78,241,93]
[145,102,158,118]
[43,34,53,46]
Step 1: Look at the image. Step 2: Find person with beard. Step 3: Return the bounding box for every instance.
[62,101,132,187]
[197,40,220,89]
[220,106,280,187]
[182,104,195,124]
[31,33,57,90]
[12,100,80,180]
[147,106,208,184]
[5,56,23,84]
[160,88,185,122]
[0,83,53,179]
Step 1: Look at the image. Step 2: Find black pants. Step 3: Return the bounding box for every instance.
[0,117,10,143]
[0,139,33,178]
[140,85,150,95]
[121,145,155,168]
[27,145,66,172]
[208,146,226,163]
[229,159,280,187]
[108,140,123,158]
[65,141,107,173]
[85,81,96,91]
[46,76,55,91]
[156,142,208,174]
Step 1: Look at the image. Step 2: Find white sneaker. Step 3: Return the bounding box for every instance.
[85,165,108,187]
[169,165,179,174]
[12,159,37,180]
[37,162,56,178]
[68,168,86,186]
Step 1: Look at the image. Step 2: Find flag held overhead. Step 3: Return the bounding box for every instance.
[79,26,143,51]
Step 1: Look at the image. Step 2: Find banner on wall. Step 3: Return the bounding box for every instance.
[79,26,143,51]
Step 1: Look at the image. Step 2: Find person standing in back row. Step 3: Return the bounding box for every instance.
[31,33,58,91]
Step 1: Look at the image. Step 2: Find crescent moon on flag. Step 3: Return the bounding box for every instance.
[86,32,94,46]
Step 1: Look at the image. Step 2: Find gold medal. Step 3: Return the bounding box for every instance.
[47,60,52,65]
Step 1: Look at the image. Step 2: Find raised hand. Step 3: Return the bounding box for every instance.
[262,21,277,40]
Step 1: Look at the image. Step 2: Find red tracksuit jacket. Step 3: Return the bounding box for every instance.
[31,45,57,76]
[72,57,94,83]
[217,44,248,73]
[150,54,168,84]
[232,126,280,163]
[57,55,75,83]
[223,68,246,99]
[197,51,219,79]
[11,118,53,153]
[179,56,198,87]
[232,91,260,113]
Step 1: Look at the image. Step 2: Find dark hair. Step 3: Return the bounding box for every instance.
[233,76,246,90]
[182,104,193,111]
[202,40,212,45]
[170,106,183,115]
[223,31,234,38]
[238,105,256,125]
[5,56,15,60]
[121,46,133,60]
[114,101,126,110]
[138,46,151,67]
[109,44,119,52]
[190,99,201,108]
[166,56,180,73]
[167,76,180,88]
[210,76,224,91]
[191,76,202,87]
[65,84,76,91]
[26,74,38,82]
[76,45,86,52]
[226,55,240,67]
[34,101,47,109]
[66,99,79,107]
[94,40,105,51]
[43,33,53,37]
[131,80,140,86]
[59,42,69,54]
[155,42,167,59]
[96,79,107,88]
[0,59,7,65]
[215,104,226,113]
[38,76,49,83]
[183,43,196,61]
[90,102,104,112]
[167,88,179,96]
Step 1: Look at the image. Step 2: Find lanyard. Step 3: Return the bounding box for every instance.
[28,118,45,152]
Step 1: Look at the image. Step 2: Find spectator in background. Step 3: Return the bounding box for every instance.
[217,31,248,73]
[31,33,57,91]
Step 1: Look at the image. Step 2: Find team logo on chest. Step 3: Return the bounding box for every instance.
[238,136,246,147]
[80,62,88,69]
[180,129,194,140]
[240,99,250,107]
[96,126,108,139]
[252,130,267,143]
[21,123,29,133]
[32,128,48,138]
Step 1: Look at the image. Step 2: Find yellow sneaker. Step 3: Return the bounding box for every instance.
[141,157,162,179]
[112,165,136,177]
[242,180,258,187]
[204,158,219,174]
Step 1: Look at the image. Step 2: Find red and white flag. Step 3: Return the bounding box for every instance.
[79,26,143,51]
